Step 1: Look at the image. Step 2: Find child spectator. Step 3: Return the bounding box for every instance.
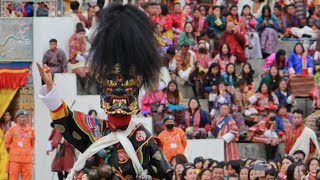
[214,82,232,113]
[194,157,204,174]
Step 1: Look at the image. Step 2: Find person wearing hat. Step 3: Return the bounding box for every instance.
[4,110,35,180]
[158,114,187,161]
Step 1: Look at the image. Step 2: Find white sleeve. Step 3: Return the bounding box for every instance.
[263,130,273,138]
[222,132,235,143]
[169,59,177,71]
[38,85,63,111]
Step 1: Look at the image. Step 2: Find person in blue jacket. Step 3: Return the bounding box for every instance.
[288,42,314,78]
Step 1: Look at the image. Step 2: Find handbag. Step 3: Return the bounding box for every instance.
[150,92,161,113]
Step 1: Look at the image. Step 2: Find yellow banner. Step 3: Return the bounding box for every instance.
[0,88,18,119]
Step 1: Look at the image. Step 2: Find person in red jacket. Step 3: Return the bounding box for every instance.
[220,22,246,64]
[47,122,75,180]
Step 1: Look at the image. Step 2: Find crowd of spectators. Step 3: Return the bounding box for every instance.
[1,0,320,179]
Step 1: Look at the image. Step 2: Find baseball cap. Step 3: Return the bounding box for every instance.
[15,110,29,117]
[163,114,175,122]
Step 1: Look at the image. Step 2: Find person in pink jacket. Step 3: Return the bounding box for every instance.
[263,49,288,76]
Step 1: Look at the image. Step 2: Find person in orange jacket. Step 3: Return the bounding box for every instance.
[158,114,187,161]
[4,110,35,180]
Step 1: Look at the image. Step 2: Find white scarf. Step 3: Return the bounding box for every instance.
[289,127,320,161]
[67,119,144,179]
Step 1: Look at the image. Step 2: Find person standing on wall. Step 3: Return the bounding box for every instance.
[4,110,35,180]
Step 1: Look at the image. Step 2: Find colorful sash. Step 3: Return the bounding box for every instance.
[212,116,232,137]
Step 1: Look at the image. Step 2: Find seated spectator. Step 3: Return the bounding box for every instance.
[195,40,212,74]
[248,168,257,180]
[234,79,250,135]
[307,6,320,30]
[286,163,305,180]
[247,111,279,160]
[252,82,279,115]
[288,42,314,78]
[259,65,282,92]
[36,2,49,17]
[238,63,255,91]
[256,5,279,58]
[263,49,288,76]
[212,165,224,180]
[199,6,207,17]
[197,168,212,179]
[83,6,97,29]
[273,3,286,33]
[152,4,174,40]
[293,150,306,162]
[175,42,196,85]
[212,104,239,161]
[222,63,237,87]
[42,39,67,76]
[226,5,240,27]
[68,23,89,79]
[70,1,89,28]
[192,8,209,42]
[177,22,197,50]
[283,4,303,30]
[166,47,178,81]
[275,80,294,112]
[194,157,204,174]
[206,6,226,53]
[265,168,278,180]
[312,80,320,112]
[306,158,319,179]
[181,98,211,139]
[213,43,236,74]
[203,63,222,110]
[172,3,183,48]
[239,167,249,180]
[226,160,241,177]
[214,82,232,113]
[158,114,187,161]
[165,80,185,123]
[16,2,33,17]
[240,5,263,59]
[174,163,184,180]
[181,166,197,180]
[278,156,294,179]
[140,84,166,118]
[153,23,173,57]
[220,22,246,64]
[189,41,212,98]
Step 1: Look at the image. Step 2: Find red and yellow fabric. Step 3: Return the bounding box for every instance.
[0,62,31,89]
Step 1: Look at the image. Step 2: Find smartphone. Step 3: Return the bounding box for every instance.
[253,164,269,171]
